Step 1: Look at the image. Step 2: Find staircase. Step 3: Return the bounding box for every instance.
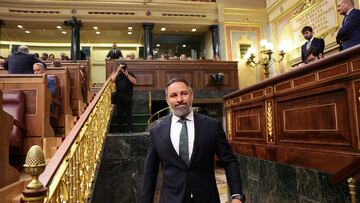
[108,110,150,133]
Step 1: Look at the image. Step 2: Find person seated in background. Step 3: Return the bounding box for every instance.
[179,54,187,61]
[60,52,70,60]
[297,46,324,67]
[48,54,55,60]
[34,53,39,59]
[159,53,169,60]
[146,55,153,60]
[52,60,62,67]
[33,62,59,126]
[0,56,5,68]
[41,53,49,61]
[125,53,136,60]
[4,45,45,74]
[213,54,220,61]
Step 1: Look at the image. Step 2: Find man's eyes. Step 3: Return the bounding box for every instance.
[170,92,189,97]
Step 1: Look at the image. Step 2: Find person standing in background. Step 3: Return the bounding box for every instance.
[107,43,123,59]
[336,0,360,50]
[301,26,324,63]
[110,62,136,133]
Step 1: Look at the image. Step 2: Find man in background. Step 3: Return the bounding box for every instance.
[336,0,360,50]
[4,45,44,74]
[301,26,324,63]
[106,43,123,59]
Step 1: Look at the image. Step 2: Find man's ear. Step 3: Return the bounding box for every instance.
[319,53,323,58]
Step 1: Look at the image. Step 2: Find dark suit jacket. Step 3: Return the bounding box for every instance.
[301,37,325,63]
[106,49,123,59]
[4,52,42,74]
[336,8,360,50]
[141,113,242,203]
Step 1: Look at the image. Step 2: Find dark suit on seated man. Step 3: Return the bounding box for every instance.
[106,43,123,59]
[336,0,360,50]
[301,26,325,63]
[141,78,245,203]
[4,45,44,74]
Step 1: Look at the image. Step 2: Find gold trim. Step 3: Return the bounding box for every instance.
[266,101,274,142]
[227,109,232,141]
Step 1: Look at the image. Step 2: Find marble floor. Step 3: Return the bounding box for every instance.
[215,168,229,203]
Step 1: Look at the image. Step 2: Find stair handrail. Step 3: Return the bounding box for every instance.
[37,78,113,202]
[147,107,170,124]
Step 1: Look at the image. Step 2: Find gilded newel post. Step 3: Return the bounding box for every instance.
[21,145,47,203]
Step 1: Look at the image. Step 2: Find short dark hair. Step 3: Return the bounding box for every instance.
[120,62,128,69]
[301,26,313,34]
[305,46,322,59]
[165,78,192,96]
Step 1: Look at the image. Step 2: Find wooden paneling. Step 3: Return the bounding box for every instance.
[0,74,55,154]
[224,45,360,174]
[105,60,239,90]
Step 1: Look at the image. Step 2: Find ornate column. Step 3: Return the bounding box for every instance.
[143,23,154,58]
[64,17,82,60]
[209,25,220,58]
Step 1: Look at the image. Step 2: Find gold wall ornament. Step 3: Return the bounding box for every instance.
[227,109,233,141]
[21,145,48,203]
[266,101,274,142]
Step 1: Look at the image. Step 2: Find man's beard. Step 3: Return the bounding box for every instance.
[170,103,192,118]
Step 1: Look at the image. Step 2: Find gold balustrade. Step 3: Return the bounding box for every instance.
[29,78,114,203]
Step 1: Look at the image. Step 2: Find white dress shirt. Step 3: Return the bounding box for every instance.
[170,111,195,161]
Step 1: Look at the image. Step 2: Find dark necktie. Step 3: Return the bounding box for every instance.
[178,118,189,165]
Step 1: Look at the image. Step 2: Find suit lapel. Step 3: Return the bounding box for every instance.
[160,115,184,164]
[189,113,203,166]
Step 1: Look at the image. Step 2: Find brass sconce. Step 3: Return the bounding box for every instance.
[245,40,286,79]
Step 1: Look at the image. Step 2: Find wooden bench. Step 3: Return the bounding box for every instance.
[45,63,87,116]
[45,68,74,136]
[0,90,20,189]
[0,74,61,159]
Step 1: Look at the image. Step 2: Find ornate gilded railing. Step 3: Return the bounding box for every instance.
[32,78,114,202]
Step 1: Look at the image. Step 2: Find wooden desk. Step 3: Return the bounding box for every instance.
[223,45,360,174]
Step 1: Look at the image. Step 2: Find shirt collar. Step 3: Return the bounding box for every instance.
[308,37,314,42]
[172,110,194,122]
[346,8,354,16]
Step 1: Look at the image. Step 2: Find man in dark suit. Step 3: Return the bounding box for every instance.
[106,43,123,59]
[141,78,245,203]
[4,45,44,74]
[301,26,325,63]
[336,0,360,50]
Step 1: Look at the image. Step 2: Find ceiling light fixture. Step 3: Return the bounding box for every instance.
[25,30,31,34]
[128,26,133,30]
[161,27,166,31]
[96,31,101,35]
[17,25,23,29]
[191,28,197,32]
[56,26,62,29]
[93,26,98,30]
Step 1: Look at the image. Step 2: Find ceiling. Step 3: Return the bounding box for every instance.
[1,19,209,44]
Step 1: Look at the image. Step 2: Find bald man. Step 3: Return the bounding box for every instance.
[336,0,360,50]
